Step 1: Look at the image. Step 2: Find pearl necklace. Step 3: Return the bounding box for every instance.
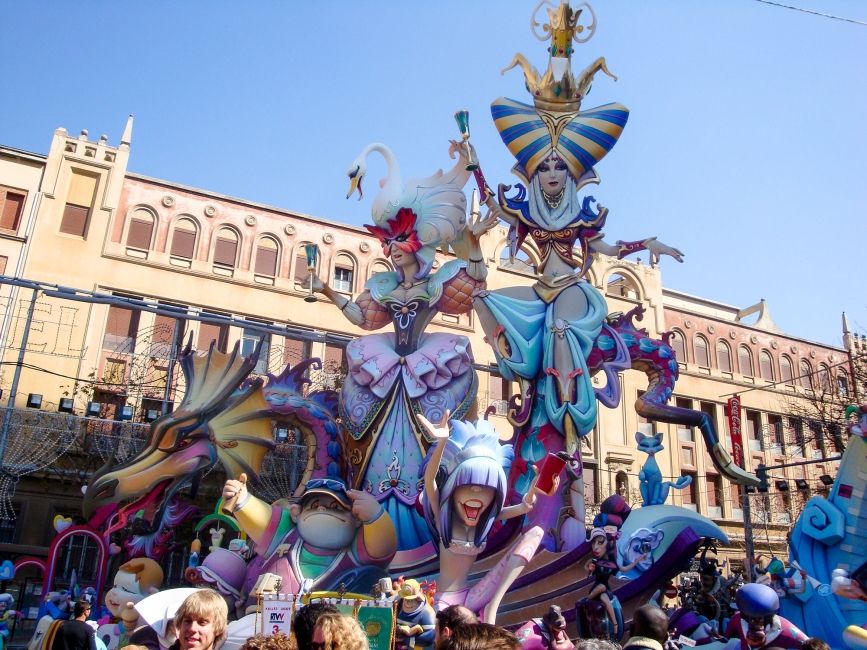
[543,187,565,209]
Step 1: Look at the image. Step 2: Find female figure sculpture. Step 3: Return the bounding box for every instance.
[419,415,549,623]
[471,2,755,550]
[310,142,497,557]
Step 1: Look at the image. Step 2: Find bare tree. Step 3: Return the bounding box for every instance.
[781,332,866,456]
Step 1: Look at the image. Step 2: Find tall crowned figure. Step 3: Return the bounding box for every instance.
[310,142,497,560]
[473,1,756,550]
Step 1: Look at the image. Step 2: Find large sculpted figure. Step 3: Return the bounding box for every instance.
[222,474,397,599]
[471,1,755,548]
[419,417,548,623]
[310,142,496,555]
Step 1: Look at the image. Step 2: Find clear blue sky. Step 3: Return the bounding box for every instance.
[1,1,865,347]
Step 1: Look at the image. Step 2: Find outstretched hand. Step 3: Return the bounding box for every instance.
[307,273,326,293]
[418,409,451,440]
[645,237,684,264]
[468,206,500,240]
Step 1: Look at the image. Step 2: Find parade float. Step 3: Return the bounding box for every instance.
[21,1,860,648]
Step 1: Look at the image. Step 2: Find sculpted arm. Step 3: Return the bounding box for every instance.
[309,276,390,330]
[418,412,451,525]
[347,489,397,560]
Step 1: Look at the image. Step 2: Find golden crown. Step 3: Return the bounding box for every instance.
[502,1,617,112]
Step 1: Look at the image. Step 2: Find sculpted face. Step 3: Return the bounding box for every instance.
[591,534,608,559]
[537,154,568,198]
[388,243,418,273]
[453,485,496,529]
[293,495,359,550]
[104,570,143,618]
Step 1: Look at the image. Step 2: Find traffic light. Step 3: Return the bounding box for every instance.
[757,464,769,493]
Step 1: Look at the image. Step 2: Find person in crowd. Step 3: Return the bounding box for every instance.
[801,639,830,650]
[434,606,477,647]
[311,612,369,650]
[52,601,96,650]
[172,590,227,650]
[623,605,670,650]
[575,641,619,650]
[293,603,339,650]
[238,633,297,650]
[435,622,520,650]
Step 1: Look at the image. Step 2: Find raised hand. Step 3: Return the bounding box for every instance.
[346,488,382,523]
[222,472,248,514]
[417,409,451,440]
[308,273,327,293]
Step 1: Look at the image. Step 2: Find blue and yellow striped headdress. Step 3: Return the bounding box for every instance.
[492,2,629,183]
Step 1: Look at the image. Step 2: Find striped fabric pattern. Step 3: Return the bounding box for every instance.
[491,97,629,181]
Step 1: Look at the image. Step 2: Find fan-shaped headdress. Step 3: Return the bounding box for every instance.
[492,1,629,184]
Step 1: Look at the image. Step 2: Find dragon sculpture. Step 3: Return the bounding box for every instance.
[83,338,276,536]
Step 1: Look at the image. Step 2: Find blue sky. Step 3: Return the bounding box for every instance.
[1,1,865,347]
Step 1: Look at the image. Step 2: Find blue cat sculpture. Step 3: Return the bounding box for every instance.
[636,431,693,506]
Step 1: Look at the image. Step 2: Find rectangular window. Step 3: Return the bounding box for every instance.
[676,397,694,441]
[681,472,697,510]
[333,267,354,293]
[745,410,762,451]
[324,343,346,372]
[0,189,26,231]
[198,318,229,353]
[768,414,784,453]
[0,503,21,543]
[242,327,271,374]
[283,336,310,367]
[60,203,90,237]
[151,313,185,358]
[102,305,140,353]
[0,256,7,276]
[707,474,722,518]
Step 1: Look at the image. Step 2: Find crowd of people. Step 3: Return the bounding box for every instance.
[45,590,835,650]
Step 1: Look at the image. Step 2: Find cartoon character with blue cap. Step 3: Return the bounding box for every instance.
[223,473,397,600]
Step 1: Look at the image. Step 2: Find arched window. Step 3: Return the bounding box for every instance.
[615,471,629,498]
[213,227,239,268]
[499,246,536,274]
[254,236,279,277]
[368,259,392,279]
[126,208,155,249]
[759,350,775,381]
[780,355,794,385]
[837,372,849,398]
[606,272,640,299]
[332,252,356,293]
[799,359,812,390]
[716,340,732,373]
[818,364,831,393]
[669,330,687,363]
[170,217,198,259]
[738,346,753,377]
[694,335,710,367]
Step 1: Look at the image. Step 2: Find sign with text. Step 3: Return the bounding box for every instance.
[261,595,295,636]
[725,395,744,468]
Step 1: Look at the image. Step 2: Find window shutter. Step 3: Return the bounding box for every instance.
[60,204,90,236]
[0,192,25,230]
[255,245,278,276]
[171,228,196,258]
[214,237,238,266]
[126,215,154,248]
[283,337,306,365]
